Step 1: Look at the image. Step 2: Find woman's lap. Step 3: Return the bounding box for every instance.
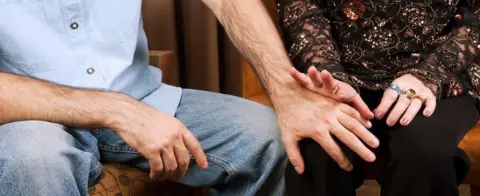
[286,90,480,195]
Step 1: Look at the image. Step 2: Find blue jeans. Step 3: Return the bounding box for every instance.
[0,89,286,196]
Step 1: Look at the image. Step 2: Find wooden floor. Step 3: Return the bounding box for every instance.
[356,180,471,196]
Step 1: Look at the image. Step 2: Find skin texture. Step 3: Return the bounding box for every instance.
[0,0,374,182]
[203,0,376,173]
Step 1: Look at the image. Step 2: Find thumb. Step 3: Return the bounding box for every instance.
[282,134,305,174]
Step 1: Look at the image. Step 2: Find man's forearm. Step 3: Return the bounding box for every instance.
[202,0,301,106]
[0,72,133,128]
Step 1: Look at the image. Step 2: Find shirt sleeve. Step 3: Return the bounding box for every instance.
[397,1,480,99]
[276,0,356,86]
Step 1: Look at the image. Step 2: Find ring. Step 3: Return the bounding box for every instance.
[412,95,426,103]
[401,89,416,99]
[387,84,401,95]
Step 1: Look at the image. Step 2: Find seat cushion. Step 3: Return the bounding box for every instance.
[89,164,206,196]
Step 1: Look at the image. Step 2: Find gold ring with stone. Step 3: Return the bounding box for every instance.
[401,89,416,99]
[412,95,426,103]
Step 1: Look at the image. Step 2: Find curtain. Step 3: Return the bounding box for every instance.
[141,0,278,96]
[141,0,241,96]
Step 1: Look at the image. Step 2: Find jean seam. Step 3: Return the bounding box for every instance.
[98,144,137,153]
[204,154,249,196]
[93,129,138,153]
[99,146,139,154]
[93,130,249,195]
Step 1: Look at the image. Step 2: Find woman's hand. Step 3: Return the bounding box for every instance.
[291,66,374,120]
[374,74,437,126]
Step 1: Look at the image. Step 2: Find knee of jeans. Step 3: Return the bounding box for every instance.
[0,121,77,176]
[231,104,286,164]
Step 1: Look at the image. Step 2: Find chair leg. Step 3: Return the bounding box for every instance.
[471,184,480,196]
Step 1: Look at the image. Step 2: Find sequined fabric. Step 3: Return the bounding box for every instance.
[277,0,480,100]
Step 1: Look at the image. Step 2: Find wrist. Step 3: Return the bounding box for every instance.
[268,77,329,111]
[101,92,141,132]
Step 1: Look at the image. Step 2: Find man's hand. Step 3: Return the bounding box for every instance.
[0,73,207,181]
[276,88,379,174]
[199,0,377,174]
[291,67,374,120]
[108,100,208,181]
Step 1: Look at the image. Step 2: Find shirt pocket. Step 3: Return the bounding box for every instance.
[89,0,141,44]
[0,0,62,74]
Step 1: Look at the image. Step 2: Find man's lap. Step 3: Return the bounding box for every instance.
[0,89,285,194]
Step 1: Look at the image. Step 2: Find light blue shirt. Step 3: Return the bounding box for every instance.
[0,0,182,116]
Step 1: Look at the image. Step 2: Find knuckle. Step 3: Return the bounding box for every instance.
[145,145,161,152]
[313,129,328,139]
[153,164,164,171]
[324,116,337,125]
[165,167,175,173]
[162,142,170,149]
[172,132,182,140]
[178,159,190,167]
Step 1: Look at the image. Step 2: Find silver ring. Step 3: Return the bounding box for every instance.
[387,84,401,95]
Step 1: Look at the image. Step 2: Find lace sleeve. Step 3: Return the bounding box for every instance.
[276,0,354,86]
[397,1,480,99]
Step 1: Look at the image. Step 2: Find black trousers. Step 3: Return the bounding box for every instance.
[285,90,480,196]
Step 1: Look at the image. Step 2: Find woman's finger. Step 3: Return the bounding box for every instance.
[320,70,337,92]
[400,98,422,126]
[386,96,411,126]
[347,94,375,120]
[307,66,323,87]
[339,103,372,128]
[423,95,437,117]
[375,89,399,120]
[291,67,315,90]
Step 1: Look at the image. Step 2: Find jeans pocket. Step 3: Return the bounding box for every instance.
[94,129,142,163]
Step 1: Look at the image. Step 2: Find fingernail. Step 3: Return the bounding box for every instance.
[371,139,379,148]
[203,161,209,169]
[367,153,376,162]
[347,164,354,171]
[425,111,431,117]
[386,120,394,127]
[366,121,372,128]
[294,166,304,174]
[376,112,383,120]
[401,118,407,125]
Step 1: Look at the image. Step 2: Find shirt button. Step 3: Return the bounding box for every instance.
[86,68,95,75]
[70,22,79,30]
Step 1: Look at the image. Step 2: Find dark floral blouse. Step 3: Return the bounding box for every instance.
[276,0,480,100]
